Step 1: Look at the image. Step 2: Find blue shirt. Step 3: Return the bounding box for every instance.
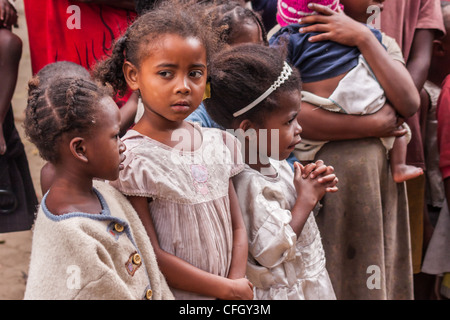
[187,103,223,129]
[269,23,383,83]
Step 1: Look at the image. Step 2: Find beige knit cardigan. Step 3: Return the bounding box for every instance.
[24,180,174,300]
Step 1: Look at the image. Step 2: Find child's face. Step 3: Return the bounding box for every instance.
[257,90,302,161]
[130,34,207,124]
[340,0,385,23]
[85,97,126,181]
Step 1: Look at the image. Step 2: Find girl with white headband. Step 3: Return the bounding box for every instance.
[204,43,339,300]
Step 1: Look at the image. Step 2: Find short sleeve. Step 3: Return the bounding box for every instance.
[109,151,157,198]
[242,179,297,268]
[221,129,245,177]
[416,0,446,36]
[382,33,406,64]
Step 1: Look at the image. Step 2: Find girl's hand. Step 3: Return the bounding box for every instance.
[301,160,330,178]
[293,161,338,204]
[298,3,371,47]
[226,278,254,300]
[298,160,339,192]
[289,161,337,237]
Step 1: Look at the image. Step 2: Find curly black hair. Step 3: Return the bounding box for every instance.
[94,0,219,97]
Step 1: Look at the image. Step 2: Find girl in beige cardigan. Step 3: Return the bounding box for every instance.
[22,73,173,300]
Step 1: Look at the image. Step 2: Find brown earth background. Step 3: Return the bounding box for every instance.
[0,0,46,300]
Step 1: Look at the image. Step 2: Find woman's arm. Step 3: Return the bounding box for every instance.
[127,195,253,300]
[226,179,248,280]
[407,29,435,90]
[298,3,420,118]
[298,101,407,141]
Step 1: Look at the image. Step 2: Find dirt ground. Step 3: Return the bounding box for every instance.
[0,0,46,300]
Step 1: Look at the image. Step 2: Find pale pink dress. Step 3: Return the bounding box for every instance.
[110,123,244,300]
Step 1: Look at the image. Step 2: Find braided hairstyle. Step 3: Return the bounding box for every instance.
[24,76,112,163]
[94,0,219,97]
[211,1,268,47]
[37,61,91,84]
[204,43,301,129]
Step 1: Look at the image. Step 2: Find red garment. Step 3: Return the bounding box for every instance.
[437,75,450,180]
[23,0,136,73]
[380,0,446,169]
[23,1,136,105]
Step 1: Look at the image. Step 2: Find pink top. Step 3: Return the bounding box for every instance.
[110,123,244,300]
[276,0,343,26]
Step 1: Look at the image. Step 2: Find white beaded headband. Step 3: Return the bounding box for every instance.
[233,61,293,118]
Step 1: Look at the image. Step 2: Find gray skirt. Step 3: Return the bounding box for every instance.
[313,138,413,300]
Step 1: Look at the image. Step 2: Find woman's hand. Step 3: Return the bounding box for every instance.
[368,103,408,138]
[0,0,17,29]
[298,3,371,47]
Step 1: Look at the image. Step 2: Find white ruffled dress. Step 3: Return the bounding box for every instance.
[232,160,336,300]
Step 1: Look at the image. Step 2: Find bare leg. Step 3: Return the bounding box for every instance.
[0,29,22,155]
[390,135,424,183]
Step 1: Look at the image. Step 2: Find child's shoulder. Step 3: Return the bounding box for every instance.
[196,125,241,148]
[120,129,165,159]
[121,129,147,147]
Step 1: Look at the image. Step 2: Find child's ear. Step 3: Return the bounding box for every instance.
[433,39,446,57]
[238,119,257,140]
[69,137,88,163]
[238,119,258,132]
[123,61,139,91]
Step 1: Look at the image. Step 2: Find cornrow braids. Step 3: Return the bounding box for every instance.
[212,1,268,46]
[24,76,112,163]
[204,43,301,129]
[93,0,219,97]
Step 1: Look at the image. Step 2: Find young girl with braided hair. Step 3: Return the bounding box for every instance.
[203,43,338,300]
[94,0,253,300]
[23,75,173,300]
